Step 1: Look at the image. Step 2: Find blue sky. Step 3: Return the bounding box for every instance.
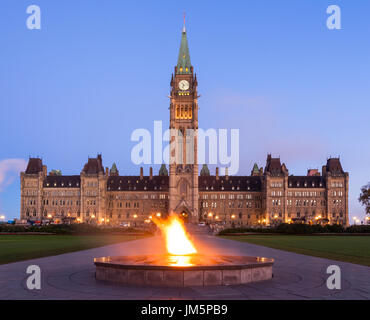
[0,0,369,221]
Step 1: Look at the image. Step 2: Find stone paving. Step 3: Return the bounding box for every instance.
[0,235,369,300]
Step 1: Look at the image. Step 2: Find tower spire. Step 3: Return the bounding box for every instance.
[177,14,192,74]
[183,12,186,33]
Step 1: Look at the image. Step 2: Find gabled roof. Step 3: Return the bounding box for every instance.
[325,158,344,175]
[82,155,104,174]
[25,158,43,174]
[265,154,284,175]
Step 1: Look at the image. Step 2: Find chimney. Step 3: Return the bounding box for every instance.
[225,167,229,180]
[42,165,47,176]
[216,167,219,180]
[140,167,143,179]
[105,167,109,175]
[149,167,153,180]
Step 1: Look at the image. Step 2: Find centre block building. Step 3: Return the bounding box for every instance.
[20,25,349,227]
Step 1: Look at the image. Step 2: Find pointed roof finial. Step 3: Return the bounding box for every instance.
[177,12,192,74]
[183,12,186,33]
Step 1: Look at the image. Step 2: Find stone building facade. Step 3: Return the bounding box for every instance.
[20,25,349,227]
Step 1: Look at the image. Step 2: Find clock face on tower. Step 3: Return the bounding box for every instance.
[178,80,189,91]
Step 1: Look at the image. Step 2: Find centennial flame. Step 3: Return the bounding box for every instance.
[152,214,197,266]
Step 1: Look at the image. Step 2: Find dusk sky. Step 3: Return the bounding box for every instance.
[1,0,369,221]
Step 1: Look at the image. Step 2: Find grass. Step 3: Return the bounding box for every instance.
[220,235,370,267]
[0,234,149,265]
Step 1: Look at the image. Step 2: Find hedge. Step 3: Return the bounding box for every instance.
[218,223,370,235]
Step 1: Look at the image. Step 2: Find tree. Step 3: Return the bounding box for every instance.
[359,183,370,214]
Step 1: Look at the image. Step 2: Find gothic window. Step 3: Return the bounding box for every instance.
[180,181,187,195]
[184,106,188,119]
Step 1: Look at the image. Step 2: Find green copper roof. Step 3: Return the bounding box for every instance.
[159,164,168,176]
[111,163,118,174]
[200,164,210,176]
[176,27,192,74]
[252,163,259,173]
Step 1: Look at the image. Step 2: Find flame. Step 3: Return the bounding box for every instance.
[153,215,197,258]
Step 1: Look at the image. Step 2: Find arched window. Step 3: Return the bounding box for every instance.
[176,106,180,119]
[188,106,192,119]
[184,106,188,119]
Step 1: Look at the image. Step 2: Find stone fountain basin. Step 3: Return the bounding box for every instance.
[94,254,274,287]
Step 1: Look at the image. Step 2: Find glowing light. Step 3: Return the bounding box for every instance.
[231,214,236,219]
[208,213,213,217]
[168,255,193,267]
[215,215,219,220]
[91,215,96,219]
[153,215,197,256]
[274,214,278,219]
[149,215,152,219]
[156,212,161,217]
[133,214,138,218]
[47,214,52,218]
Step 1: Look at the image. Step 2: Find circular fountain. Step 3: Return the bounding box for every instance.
[94,216,274,287]
[94,254,274,287]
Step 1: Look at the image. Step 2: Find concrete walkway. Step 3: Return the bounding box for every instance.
[0,235,369,300]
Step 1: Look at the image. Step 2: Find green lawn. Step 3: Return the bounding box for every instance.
[0,234,149,265]
[220,235,370,267]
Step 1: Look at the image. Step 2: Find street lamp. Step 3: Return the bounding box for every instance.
[353,217,357,225]
[0,215,5,221]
